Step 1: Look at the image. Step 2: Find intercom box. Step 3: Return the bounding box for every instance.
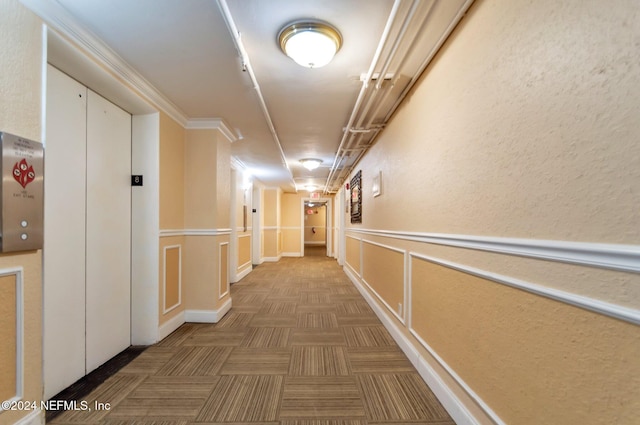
[0,131,44,252]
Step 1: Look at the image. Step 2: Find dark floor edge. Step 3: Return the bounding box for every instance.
[45,345,148,422]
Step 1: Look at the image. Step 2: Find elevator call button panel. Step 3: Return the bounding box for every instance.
[0,131,44,252]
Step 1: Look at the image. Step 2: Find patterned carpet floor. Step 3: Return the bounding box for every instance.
[49,247,455,424]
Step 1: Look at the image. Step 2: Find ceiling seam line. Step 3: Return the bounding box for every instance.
[216,0,296,189]
[324,0,403,193]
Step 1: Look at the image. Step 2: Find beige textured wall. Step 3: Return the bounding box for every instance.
[238,236,251,270]
[264,189,278,227]
[411,258,640,425]
[183,236,219,310]
[185,129,217,229]
[282,193,303,254]
[358,0,640,243]
[158,236,184,325]
[0,275,16,403]
[361,242,404,319]
[159,112,185,230]
[216,134,231,229]
[343,0,640,424]
[281,193,302,226]
[0,2,43,423]
[345,237,361,276]
[183,129,231,311]
[263,230,278,258]
[164,246,181,311]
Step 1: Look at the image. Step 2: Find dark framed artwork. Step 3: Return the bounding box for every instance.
[350,170,362,223]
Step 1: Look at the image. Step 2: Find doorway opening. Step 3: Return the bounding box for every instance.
[303,200,327,257]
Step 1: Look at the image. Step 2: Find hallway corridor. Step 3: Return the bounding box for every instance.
[48,253,454,424]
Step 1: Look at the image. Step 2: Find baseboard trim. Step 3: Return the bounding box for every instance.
[262,255,282,262]
[282,252,302,257]
[232,265,252,283]
[344,266,483,425]
[158,310,185,341]
[185,298,232,323]
[14,408,44,425]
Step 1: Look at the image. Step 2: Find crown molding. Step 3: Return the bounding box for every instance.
[21,0,189,126]
[186,118,237,143]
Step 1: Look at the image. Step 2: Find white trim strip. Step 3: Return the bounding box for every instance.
[233,264,252,283]
[410,329,506,425]
[162,245,182,314]
[0,267,24,413]
[219,242,230,299]
[262,256,282,263]
[361,276,405,324]
[263,226,279,231]
[13,408,43,425]
[185,298,232,323]
[158,310,185,341]
[160,228,232,237]
[346,228,640,273]
[360,239,407,323]
[238,233,251,238]
[410,252,640,325]
[185,118,237,143]
[343,266,480,425]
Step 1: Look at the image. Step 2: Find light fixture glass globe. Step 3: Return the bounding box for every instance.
[279,21,342,69]
[301,159,322,171]
[284,31,337,68]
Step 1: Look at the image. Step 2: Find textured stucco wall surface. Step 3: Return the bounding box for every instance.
[361,0,640,244]
[0,2,43,424]
[345,0,640,423]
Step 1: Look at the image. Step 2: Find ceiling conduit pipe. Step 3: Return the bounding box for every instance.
[352,0,421,132]
[217,0,295,187]
[324,0,403,193]
[383,0,476,123]
[364,0,438,128]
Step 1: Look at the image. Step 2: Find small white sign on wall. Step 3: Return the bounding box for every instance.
[372,170,382,197]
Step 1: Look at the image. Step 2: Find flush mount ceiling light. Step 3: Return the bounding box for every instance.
[278,21,342,68]
[300,158,322,171]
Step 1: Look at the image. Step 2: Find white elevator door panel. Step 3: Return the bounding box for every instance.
[85,90,132,373]
[44,65,88,399]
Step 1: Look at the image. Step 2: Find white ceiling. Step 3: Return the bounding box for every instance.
[33,0,472,192]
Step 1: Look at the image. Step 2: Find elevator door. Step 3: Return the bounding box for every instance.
[85,90,132,372]
[44,65,87,399]
[44,66,131,398]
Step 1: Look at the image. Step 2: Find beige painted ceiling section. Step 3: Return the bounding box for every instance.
[33,0,472,192]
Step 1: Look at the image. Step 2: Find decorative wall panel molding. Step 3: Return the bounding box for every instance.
[343,266,482,425]
[160,228,232,237]
[162,245,181,314]
[219,242,230,299]
[0,267,23,410]
[346,228,640,273]
[409,252,640,325]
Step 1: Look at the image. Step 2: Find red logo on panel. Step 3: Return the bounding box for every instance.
[13,159,35,189]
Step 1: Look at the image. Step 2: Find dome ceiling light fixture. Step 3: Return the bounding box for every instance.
[278,20,342,68]
[300,158,322,171]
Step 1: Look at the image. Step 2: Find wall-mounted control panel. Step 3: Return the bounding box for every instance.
[0,132,44,252]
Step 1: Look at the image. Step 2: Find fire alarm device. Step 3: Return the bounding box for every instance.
[0,131,44,252]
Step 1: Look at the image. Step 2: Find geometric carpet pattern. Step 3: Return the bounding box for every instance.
[49,247,455,424]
